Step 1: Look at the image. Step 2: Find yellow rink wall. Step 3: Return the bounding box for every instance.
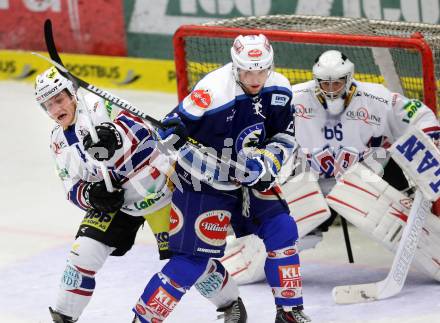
[0,50,177,93]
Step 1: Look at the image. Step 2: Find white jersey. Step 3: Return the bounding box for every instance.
[291,79,440,193]
[50,93,171,216]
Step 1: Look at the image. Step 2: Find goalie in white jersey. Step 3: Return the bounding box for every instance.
[222,50,440,285]
[35,67,245,323]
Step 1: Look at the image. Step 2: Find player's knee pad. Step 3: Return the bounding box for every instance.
[162,254,210,289]
[67,236,113,270]
[194,259,239,308]
[61,237,113,297]
[134,272,186,323]
[258,212,299,251]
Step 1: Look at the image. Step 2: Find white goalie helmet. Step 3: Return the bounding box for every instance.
[231,34,274,79]
[312,50,354,115]
[34,66,76,106]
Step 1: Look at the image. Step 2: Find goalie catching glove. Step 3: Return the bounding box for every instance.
[83,123,123,161]
[83,180,125,213]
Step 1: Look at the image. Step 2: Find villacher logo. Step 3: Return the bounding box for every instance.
[345,107,381,125]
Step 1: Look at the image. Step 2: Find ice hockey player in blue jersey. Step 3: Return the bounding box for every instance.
[34,67,247,323]
[132,35,311,323]
[221,50,440,288]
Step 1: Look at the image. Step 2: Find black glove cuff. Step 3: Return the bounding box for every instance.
[100,122,123,149]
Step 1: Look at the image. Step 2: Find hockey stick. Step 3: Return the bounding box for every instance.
[39,22,114,192]
[40,19,248,182]
[77,88,115,192]
[340,216,354,263]
[332,190,430,304]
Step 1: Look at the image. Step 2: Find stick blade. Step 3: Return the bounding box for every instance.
[43,19,64,66]
[332,283,379,304]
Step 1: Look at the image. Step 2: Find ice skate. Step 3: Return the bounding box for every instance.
[275,305,311,323]
[49,307,77,323]
[217,297,248,323]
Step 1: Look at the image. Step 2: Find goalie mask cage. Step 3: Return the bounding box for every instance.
[173,15,439,115]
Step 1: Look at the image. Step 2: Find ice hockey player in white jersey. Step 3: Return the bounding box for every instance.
[132,35,311,323]
[222,50,440,285]
[34,67,246,323]
[292,49,439,192]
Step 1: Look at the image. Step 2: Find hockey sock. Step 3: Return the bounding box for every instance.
[132,272,186,323]
[265,245,303,307]
[194,258,240,308]
[55,237,112,320]
[133,254,209,322]
[257,212,304,307]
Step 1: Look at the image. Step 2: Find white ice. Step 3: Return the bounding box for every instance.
[0,81,439,323]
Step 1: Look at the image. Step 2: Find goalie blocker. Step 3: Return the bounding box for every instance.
[328,128,440,303]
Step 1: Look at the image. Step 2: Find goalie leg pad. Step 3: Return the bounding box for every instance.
[194,259,239,309]
[413,212,440,281]
[55,236,113,320]
[281,172,331,238]
[221,235,267,285]
[328,163,440,282]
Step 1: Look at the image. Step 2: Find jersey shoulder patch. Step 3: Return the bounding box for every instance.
[180,63,236,119]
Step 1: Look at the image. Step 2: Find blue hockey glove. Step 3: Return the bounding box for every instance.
[158,113,188,152]
[83,122,123,161]
[241,146,283,191]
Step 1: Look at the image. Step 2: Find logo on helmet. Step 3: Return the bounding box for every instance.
[247,49,262,59]
[47,67,57,79]
[233,39,244,54]
[264,38,271,52]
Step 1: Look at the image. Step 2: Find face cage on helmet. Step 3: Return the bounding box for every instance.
[316,75,350,100]
[39,89,76,113]
[233,66,273,95]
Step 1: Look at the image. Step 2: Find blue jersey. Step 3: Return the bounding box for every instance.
[175,63,296,191]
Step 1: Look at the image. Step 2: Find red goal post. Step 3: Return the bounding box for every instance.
[173,16,440,213]
[173,23,437,115]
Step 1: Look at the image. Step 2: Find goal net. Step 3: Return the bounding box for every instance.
[173,15,439,115]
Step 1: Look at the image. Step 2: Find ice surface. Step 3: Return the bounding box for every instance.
[0,81,439,323]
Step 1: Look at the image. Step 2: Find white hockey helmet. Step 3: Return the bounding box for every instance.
[313,50,354,100]
[231,34,274,79]
[34,66,76,107]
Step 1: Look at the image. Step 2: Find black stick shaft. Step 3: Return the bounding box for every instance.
[42,19,247,178]
[340,216,354,263]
